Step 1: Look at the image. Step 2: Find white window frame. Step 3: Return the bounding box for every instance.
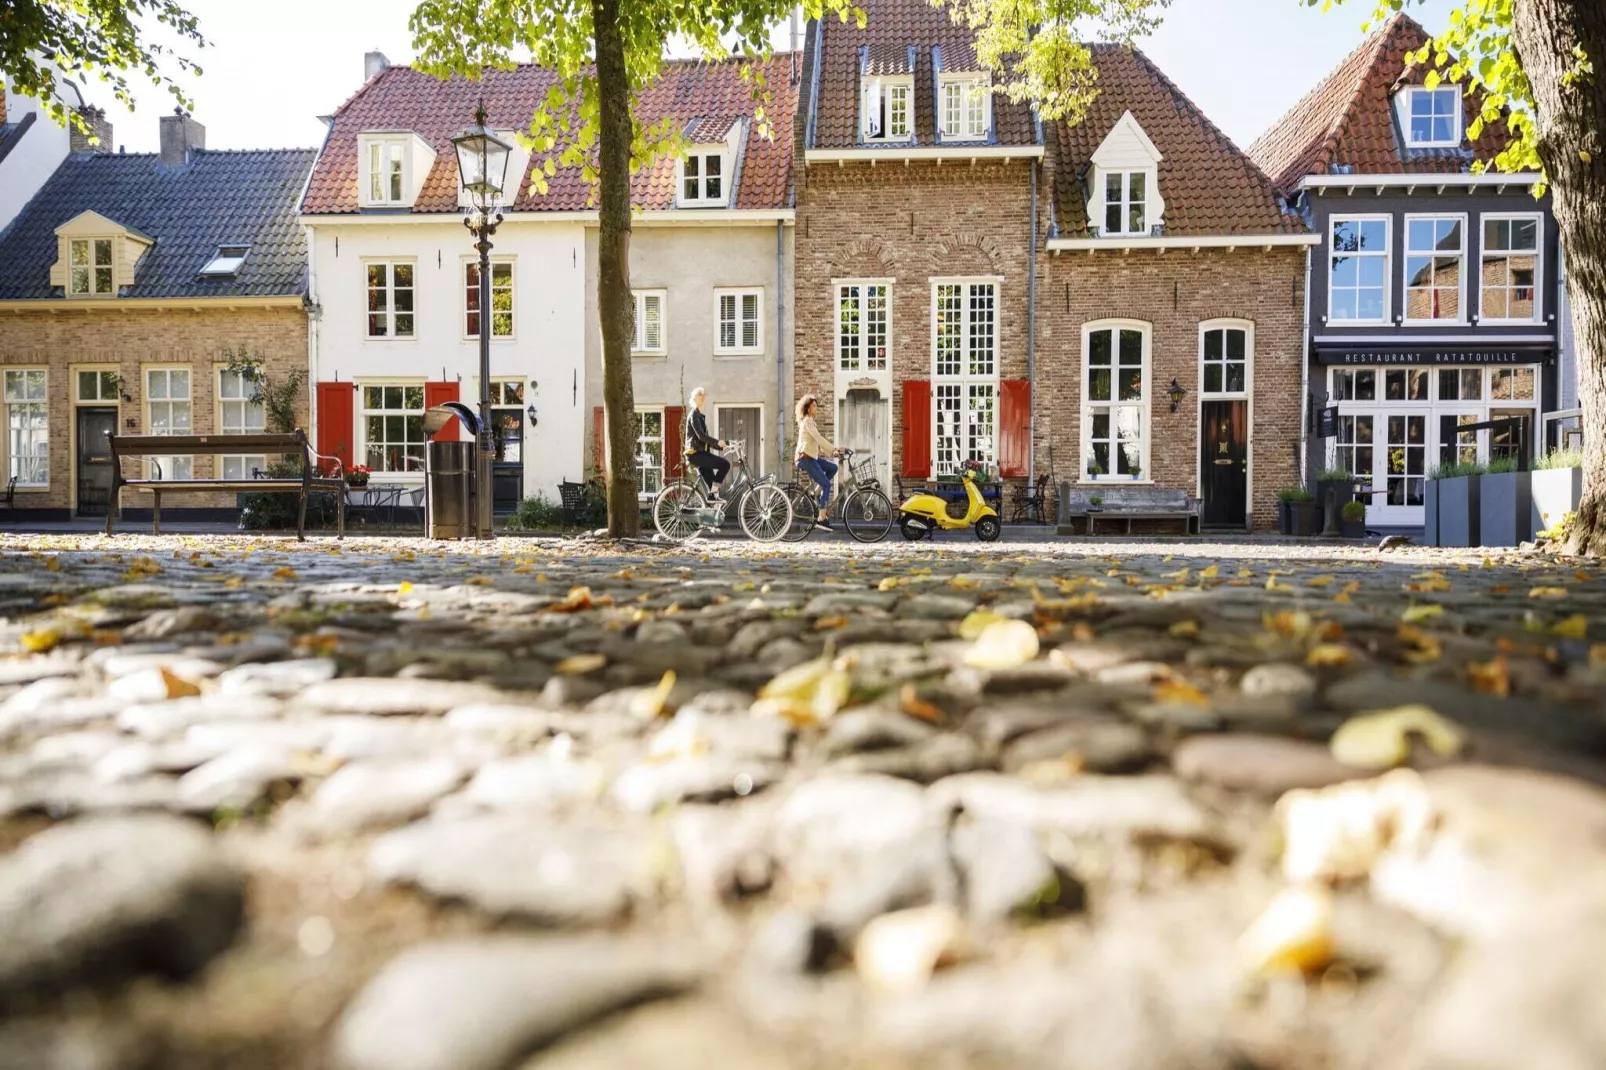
[358,382,428,476]
[144,366,192,481]
[215,365,266,483]
[200,245,249,278]
[75,367,121,403]
[364,260,416,340]
[939,76,990,141]
[3,368,49,488]
[715,288,764,356]
[678,150,727,207]
[1402,213,1468,325]
[68,237,115,296]
[1080,320,1151,482]
[1328,214,1392,326]
[836,280,891,374]
[634,406,665,496]
[1479,212,1544,325]
[931,278,1000,472]
[862,76,914,143]
[463,258,515,340]
[1404,85,1462,148]
[361,136,410,206]
[632,289,666,354]
[1101,171,1149,236]
[713,402,766,476]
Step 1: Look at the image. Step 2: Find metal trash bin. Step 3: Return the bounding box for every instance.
[424,403,483,540]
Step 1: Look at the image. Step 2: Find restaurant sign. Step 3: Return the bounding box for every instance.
[1316,347,1551,366]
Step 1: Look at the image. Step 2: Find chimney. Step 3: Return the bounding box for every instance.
[365,50,391,82]
[69,105,114,153]
[159,107,204,167]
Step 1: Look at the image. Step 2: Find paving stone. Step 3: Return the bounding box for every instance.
[216,657,338,696]
[1001,718,1153,774]
[827,733,988,784]
[1239,662,1319,701]
[462,754,606,810]
[929,773,1221,845]
[299,678,506,716]
[1173,733,1365,796]
[822,710,940,756]
[612,756,784,812]
[293,758,467,836]
[951,818,1075,923]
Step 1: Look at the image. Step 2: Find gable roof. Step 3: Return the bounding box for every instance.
[0,148,315,300]
[1247,13,1511,192]
[301,54,798,215]
[1050,45,1302,236]
[806,0,1038,149]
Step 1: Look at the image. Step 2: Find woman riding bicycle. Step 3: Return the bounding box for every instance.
[684,387,729,500]
[795,394,843,531]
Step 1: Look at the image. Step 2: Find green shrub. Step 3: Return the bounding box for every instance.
[238,459,339,531]
[1276,486,1314,503]
[1341,499,1366,521]
[1536,448,1583,470]
[1429,460,1487,480]
[1317,466,1353,483]
[508,493,565,532]
[1485,456,1520,474]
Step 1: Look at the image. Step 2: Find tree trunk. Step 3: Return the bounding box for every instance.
[592,0,640,536]
[1512,0,1606,556]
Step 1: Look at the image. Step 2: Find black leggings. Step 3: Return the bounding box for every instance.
[690,451,729,490]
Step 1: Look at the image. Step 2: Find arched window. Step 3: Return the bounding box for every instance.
[1200,322,1252,395]
[1081,320,1149,479]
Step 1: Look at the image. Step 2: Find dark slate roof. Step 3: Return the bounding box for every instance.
[0,148,316,300]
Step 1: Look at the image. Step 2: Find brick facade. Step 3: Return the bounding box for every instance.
[0,304,309,513]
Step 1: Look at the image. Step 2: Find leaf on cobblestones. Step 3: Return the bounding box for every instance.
[272,566,299,581]
[41,593,70,607]
[632,670,677,720]
[1575,570,1592,583]
[1199,564,1220,580]
[1400,603,1444,623]
[755,657,851,726]
[900,683,946,724]
[1162,567,1191,582]
[1305,574,1336,588]
[295,634,339,657]
[555,654,607,675]
[20,629,60,653]
[392,551,416,563]
[44,557,60,573]
[1306,643,1352,668]
[1591,644,1606,668]
[1465,656,1511,698]
[1152,679,1209,706]
[1552,614,1589,640]
[466,576,493,587]
[1489,584,1512,595]
[1396,624,1442,664]
[815,616,849,631]
[1238,569,1254,579]
[1330,704,1463,769]
[1266,576,1294,592]
[1405,576,1452,593]
[396,581,414,596]
[878,577,901,591]
[950,576,980,590]
[1481,557,1495,570]
[958,609,1007,640]
[224,577,244,589]
[1528,586,1568,599]
[156,668,202,700]
[1240,885,1334,978]
[1263,610,1318,640]
[550,586,595,613]
[965,619,1040,669]
[1168,619,1201,640]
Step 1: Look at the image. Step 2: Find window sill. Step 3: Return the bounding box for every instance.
[1078,478,1153,486]
[714,350,764,359]
[1476,319,1544,328]
[1325,321,1391,329]
[940,133,990,142]
[462,336,518,344]
[1401,320,1469,328]
[364,336,419,343]
[632,351,668,359]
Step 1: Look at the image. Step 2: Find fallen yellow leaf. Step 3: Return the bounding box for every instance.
[549,587,594,613]
[1306,643,1352,668]
[899,682,946,724]
[1168,619,1201,640]
[964,619,1040,669]
[755,656,851,726]
[878,577,900,592]
[397,581,414,595]
[20,629,59,653]
[1239,886,1335,978]
[957,609,1007,640]
[1152,679,1209,706]
[1305,574,1336,588]
[1400,603,1444,623]
[1553,614,1589,640]
[1199,564,1220,581]
[1330,704,1463,769]
[224,576,244,589]
[630,670,677,719]
[554,653,607,675]
[1529,586,1569,599]
[1396,624,1443,664]
[157,668,202,699]
[1466,656,1511,698]
[815,616,849,631]
[272,566,299,581]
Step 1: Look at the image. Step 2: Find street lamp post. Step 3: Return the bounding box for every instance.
[451,102,512,539]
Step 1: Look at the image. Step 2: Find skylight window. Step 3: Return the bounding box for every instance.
[200,245,249,277]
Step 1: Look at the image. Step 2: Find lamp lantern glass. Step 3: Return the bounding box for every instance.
[451,109,512,210]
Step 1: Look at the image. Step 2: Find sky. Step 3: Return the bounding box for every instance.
[92,0,1465,156]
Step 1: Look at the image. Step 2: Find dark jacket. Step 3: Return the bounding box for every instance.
[686,407,719,454]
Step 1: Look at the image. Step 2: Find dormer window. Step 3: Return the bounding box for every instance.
[69,238,114,296]
[1104,172,1147,235]
[939,77,989,141]
[1405,86,1461,148]
[680,150,725,207]
[200,245,249,278]
[863,77,912,142]
[367,138,406,202]
[1087,111,1165,239]
[359,133,433,208]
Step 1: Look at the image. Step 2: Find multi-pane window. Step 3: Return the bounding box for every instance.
[1385,414,1426,506]
[680,152,724,206]
[69,238,114,296]
[1404,216,1464,321]
[1437,368,1482,402]
[1083,325,1146,477]
[1481,215,1540,322]
[1103,172,1147,235]
[146,368,192,480]
[1438,413,1481,467]
[837,283,888,373]
[863,79,912,141]
[1384,368,1430,401]
[1333,415,1375,487]
[1330,217,1390,322]
[716,289,762,354]
[361,384,426,473]
[366,139,406,203]
[1332,368,1377,402]
[1406,86,1460,147]
[366,261,415,338]
[940,80,988,139]
[217,367,266,482]
[77,370,120,402]
[3,370,47,486]
[933,281,998,471]
[634,409,664,494]
[632,290,665,353]
[465,261,514,338]
[1201,327,1248,394]
[1490,367,1536,401]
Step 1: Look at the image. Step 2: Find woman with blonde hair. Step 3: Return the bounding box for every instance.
[684,387,728,499]
[794,394,841,530]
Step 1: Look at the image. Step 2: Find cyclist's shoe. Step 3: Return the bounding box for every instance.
[814,517,834,531]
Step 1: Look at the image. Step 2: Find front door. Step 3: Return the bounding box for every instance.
[1200,400,1247,527]
[76,407,117,515]
[838,388,889,488]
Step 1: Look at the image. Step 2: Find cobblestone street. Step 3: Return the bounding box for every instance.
[2,531,1605,1070]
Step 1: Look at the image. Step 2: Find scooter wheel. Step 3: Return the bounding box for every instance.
[975,516,1001,542]
[899,515,928,541]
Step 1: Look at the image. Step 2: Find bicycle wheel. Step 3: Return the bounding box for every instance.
[781,483,816,542]
[842,486,894,543]
[739,483,794,542]
[653,482,705,539]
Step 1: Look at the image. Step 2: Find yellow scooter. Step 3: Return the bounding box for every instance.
[898,460,1002,542]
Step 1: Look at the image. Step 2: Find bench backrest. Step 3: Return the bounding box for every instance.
[1059,483,1195,512]
[108,430,310,457]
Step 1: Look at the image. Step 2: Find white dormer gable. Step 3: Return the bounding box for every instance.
[676,117,745,208]
[49,210,154,297]
[1393,84,1463,149]
[358,131,436,209]
[1087,110,1165,237]
[455,129,532,210]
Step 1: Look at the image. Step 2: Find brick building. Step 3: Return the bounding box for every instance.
[0,114,314,518]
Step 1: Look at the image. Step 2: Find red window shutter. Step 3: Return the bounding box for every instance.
[902,380,932,478]
[315,381,355,476]
[664,405,684,478]
[424,381,460,441]
[998,379,1030,478]
[593,406,606,475]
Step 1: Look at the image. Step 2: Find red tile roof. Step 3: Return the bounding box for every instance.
[1050,45,1303,236]
[808,0,1038,148]
[301,54,799,215]
[1247,13,1512,192]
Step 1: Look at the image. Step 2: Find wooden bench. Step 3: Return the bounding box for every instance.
[106,429,345,540]
[1056,484,1201,536]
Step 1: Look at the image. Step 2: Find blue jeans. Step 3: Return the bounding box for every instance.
[798,456,837,511]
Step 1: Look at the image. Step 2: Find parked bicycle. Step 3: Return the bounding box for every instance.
[652,439,794,542]
[782,447,894,543]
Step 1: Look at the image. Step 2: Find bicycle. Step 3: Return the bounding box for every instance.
[783,447,894,543]
[651,439,794,542]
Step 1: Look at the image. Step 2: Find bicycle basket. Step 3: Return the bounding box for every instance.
[849,452,878,484]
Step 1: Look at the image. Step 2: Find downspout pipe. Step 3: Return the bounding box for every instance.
[1027,158,1038,484]
[1299,242,1313,487]
[776,220,787,471]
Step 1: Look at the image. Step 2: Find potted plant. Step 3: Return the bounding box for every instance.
[1129,465,1143,481]
[1315,465,1353,532]
[1479,455,1533,547]
[1427,460,1484,548]
[1087,494,1104,513]
[1276,487,1316,536]
[1340,498,1366,539]
[345,464,372,488]
[1086,459,1103,480]
[1531,448,1583,538]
